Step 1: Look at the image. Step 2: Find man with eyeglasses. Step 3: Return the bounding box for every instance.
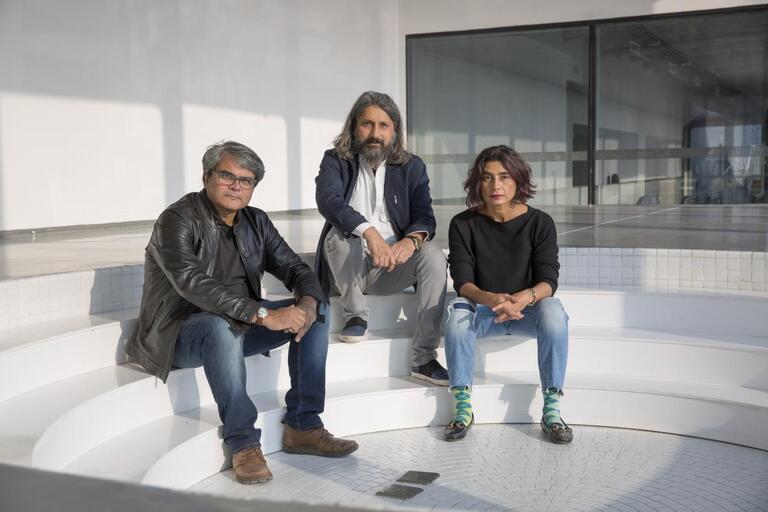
[126,141,358,486]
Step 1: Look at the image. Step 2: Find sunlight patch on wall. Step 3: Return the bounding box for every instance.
[181,104,288,211]
[0,92,164,231]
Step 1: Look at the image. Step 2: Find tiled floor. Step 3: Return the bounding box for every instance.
[1,204,767,280]
[191,424,768,512]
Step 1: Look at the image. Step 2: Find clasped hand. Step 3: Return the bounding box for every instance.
[365,229,415,272]
[489,292,528,323]
[258,297,317,342]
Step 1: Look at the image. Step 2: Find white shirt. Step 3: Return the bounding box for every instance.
[350,160,397,246]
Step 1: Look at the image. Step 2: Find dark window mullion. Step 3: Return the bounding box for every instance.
[588,23,597,205]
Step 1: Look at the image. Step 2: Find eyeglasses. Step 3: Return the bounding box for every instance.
[212,170,257,190]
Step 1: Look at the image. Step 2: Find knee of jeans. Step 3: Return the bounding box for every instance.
[445,297,475,324]
[537,297,569,328]
[204,316,244,354]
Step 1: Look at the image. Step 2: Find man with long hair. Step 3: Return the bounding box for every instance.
[314,91,449,385]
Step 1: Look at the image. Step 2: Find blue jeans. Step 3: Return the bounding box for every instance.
[173,299,328,454]
[444,297,569,391]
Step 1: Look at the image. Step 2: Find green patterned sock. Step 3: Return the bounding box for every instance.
[542,387,563,427]
[451,386,473,425]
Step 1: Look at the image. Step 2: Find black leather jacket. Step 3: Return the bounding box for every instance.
[126,191,324,382]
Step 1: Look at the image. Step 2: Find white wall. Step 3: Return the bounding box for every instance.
[0,0,400,231]
[3,0,766,230]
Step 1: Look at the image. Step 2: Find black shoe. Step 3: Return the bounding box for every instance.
[444,414,474,442]
[411,359,449,386]
[541,417,573,444]
[338,317,367,343]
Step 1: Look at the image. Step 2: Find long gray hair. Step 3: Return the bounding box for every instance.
[333,91,410,165]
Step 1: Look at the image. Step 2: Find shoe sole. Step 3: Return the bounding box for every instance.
[283,444,359,458]
[236,474,273,484]
[410,371,449,387]
[338,333,367,343]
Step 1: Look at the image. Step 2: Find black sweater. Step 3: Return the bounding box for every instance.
[448,207,559,297]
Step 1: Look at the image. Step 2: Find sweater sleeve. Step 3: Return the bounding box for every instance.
[447,216,476,295]
[531,212,560,294]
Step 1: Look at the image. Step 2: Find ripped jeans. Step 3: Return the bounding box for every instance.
[443,296,569,391]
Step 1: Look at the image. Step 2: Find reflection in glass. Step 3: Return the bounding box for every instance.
[407,27,590,205]
[596,10,768,204]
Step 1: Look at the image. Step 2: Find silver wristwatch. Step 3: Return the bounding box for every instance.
[255,306,269,325]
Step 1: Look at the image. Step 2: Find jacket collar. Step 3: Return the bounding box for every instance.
[198,189,240,228]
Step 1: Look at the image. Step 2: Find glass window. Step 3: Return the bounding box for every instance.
[596,10,768,205]
[407,27,590,205]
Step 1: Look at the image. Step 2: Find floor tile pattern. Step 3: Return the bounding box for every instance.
[191,424,768,512]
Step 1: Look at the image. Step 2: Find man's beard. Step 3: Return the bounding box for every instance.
[354,136,393,169]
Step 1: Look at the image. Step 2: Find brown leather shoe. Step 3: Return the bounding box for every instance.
[283,424,358,457]
[232,446,273,484]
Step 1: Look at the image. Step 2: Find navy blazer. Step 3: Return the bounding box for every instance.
[314,149,437,296]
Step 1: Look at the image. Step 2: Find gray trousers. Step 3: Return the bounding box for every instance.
[324,227,447,366]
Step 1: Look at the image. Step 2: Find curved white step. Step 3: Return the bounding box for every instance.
[30,330,412,472]
[31,326,766,477]
[64,408,222,482]
[142,372,768,490]
[0,309,137,402]
[0,365,147,465]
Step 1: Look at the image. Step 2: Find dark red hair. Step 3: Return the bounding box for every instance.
[464,145,536,209]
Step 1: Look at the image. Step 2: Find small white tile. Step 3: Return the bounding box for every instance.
[753,255,765,274]
[715,259,728,281]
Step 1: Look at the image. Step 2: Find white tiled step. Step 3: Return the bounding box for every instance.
[31,327,766,479]
[142,372,768,490]
[2,288,764,404]
[0,309,137,402]
[64,409,222,483]
[0,365,147,466]
[31,331,414,473]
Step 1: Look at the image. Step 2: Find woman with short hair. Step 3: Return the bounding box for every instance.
[444,145,572,444]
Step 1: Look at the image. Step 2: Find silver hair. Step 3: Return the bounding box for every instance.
[202,141,265,183]
[333,91,410,165]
